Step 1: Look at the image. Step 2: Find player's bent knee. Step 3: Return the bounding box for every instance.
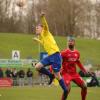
[82,83,87,90]
[35,62,44,71]
[54,72,62,80]
[83,86,87,90]
[84,85,87,90]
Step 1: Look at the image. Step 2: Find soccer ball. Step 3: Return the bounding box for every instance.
[16,0,26,7]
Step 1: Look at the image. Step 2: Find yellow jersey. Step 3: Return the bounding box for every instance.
[35,16,59,55]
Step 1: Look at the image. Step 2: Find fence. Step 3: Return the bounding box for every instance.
[0,59,38,68]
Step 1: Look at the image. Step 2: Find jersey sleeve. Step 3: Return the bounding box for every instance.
[61,50,66,59]
[77,50,80,60]
[33,37,42,44]
[41,16,49,31]
[76,60,87,73]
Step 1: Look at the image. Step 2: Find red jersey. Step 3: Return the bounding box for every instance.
[61,49,86,75]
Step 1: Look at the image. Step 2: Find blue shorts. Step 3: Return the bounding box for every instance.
[40,52,62,72]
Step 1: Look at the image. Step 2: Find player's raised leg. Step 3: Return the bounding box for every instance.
[35,62,68,100]
[35,61,54,84]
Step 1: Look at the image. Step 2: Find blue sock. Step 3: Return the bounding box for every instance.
[59,78,68,100]
[39,67,53,78]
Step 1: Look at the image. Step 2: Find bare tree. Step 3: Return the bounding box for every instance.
[0,0,100,38]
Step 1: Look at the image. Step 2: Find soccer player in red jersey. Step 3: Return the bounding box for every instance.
[61,36,88,100]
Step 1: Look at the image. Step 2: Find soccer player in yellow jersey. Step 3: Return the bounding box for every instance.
[33,12,68,100]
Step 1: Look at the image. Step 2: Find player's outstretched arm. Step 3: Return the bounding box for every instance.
[40,12,49,31]
[76,60,87,74]
[77,60,93,76]
[32,37,42,44]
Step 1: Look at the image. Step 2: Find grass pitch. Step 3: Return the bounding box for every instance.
[0,33,100,65]
[0,86,100,100]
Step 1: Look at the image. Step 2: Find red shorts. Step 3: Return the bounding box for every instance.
[62,73,85,87]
